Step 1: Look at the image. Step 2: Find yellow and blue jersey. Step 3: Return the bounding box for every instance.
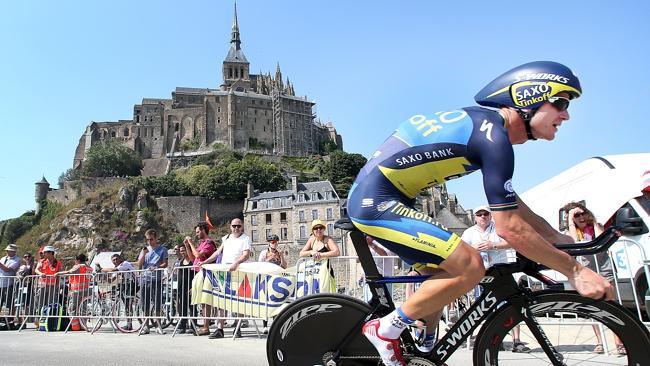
[348,106,517,267]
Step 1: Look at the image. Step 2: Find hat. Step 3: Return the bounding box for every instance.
[642,170,650,193]
[267,234,279,242]
[474,205,491,215]
[42,245,57,253]
[5,244,18,252]
[311,219,326,232]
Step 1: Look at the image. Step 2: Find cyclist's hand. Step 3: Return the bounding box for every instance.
[569,266,614,300]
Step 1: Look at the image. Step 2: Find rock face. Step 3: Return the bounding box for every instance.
[38,184,172,261]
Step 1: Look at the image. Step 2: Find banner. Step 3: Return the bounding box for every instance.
[191,259,337,318]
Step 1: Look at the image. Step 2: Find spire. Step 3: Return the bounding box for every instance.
[231,2,241,50]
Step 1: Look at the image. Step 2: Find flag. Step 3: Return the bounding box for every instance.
[205,210,214,231]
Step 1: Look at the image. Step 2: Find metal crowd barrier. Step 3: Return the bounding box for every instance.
[0,276,21,329]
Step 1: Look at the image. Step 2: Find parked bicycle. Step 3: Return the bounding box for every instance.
[267,208,650,365]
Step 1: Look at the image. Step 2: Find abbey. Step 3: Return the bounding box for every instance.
[73,5,342,173]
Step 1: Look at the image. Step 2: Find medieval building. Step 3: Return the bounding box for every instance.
[73,4,342,175]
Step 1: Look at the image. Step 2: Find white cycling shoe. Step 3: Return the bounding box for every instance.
[362,319,407,366]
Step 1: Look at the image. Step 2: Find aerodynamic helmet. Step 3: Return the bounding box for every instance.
[474,61,581,110]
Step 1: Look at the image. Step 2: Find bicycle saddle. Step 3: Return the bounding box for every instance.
[334,216,358,231]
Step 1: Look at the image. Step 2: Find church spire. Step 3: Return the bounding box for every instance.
[231,2,241,50]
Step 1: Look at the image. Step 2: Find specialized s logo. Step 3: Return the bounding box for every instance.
[480,120,493,142]
[503,179,514,193]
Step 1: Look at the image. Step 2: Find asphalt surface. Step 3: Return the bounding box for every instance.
[1,325,629,366]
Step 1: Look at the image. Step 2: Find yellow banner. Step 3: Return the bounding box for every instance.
[191,260,336,318]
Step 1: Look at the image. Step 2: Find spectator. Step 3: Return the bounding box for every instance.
[58,254,92,328]
[299,220,340,295]
[461,206,528,353]
[137,229,168,335]
[98,253,137,330]
[184,222,217,336]
[0,244,21,329]
[203,217,252,339]
[34,246,62,325]
[299,219,341,260]
[175,244,197,334]
[563,202,625,355]
[361,235,396,302]
[258,234,287,269]
[17,252,36,324]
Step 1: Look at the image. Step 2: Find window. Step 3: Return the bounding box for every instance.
[266,213,272,225]
[327,224,334,236]
[266,229,272,240]
[280,212,287,223]
[299,210,305,222]
[299,226,306,239]
[312,192,318,201]
[251,230,258,242]
[298,194,304,202]
[267,199,273,208]
[312,209,318,220]
[251,215,257,226]
[326,208,333,220]
[281,197,288,207]
[281,227,288,240]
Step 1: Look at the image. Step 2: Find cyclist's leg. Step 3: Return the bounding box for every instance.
[351,200,484,365]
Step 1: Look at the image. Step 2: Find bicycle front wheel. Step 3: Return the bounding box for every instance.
[267,294,378,366]
[473,291,650,366]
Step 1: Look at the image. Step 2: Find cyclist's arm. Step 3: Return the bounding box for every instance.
[515,196,574,244]
[492,209,579,277]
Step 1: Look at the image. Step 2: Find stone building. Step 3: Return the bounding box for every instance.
[73,4,342,175]
[242,176,342,262]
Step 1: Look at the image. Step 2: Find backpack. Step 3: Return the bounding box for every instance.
[38,303,70,332]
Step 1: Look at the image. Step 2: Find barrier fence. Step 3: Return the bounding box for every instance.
[0,251,648,342]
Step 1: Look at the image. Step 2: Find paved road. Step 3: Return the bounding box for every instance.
[2,326,627,365]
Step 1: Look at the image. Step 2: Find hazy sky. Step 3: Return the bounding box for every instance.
[1,0,648,221]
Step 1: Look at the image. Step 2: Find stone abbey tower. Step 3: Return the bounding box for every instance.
[73,4,342,174]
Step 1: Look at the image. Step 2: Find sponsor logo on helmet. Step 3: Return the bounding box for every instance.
[511,82,552,108]
[361,198,374,208]
[376,200,397,212]
[504,179,514,193]
[514,73,569,84]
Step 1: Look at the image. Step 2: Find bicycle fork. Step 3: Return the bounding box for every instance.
[516,295,566,366]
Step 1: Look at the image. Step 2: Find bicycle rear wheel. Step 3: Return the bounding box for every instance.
[473,291,650,366]
[111,297,144,333]
[77,297,104,332]
[267,294,378,366]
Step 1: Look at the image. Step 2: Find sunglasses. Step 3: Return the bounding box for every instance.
[475,212,490,217]
[313,226,325,231]
[231,225,242,228]
[548,96,570,112]
[573,211,587,218]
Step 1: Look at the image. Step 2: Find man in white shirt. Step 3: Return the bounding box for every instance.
[203,217,252,339]
[1,244,21,329]
[461,206,512,268]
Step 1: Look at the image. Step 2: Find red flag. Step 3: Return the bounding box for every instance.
[205,210,215,231]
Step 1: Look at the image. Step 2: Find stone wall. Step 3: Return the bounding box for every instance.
[47,177,129,206]
[155,196,243,234]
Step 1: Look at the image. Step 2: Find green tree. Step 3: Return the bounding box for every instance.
[58,168,81,188]
[136,174,191,197]
[319,151,367,197]
[81,140,143,177]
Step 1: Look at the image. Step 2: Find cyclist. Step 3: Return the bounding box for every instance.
[347,61,614,366]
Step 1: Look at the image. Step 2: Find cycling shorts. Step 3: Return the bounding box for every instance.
[348,174,462,269]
